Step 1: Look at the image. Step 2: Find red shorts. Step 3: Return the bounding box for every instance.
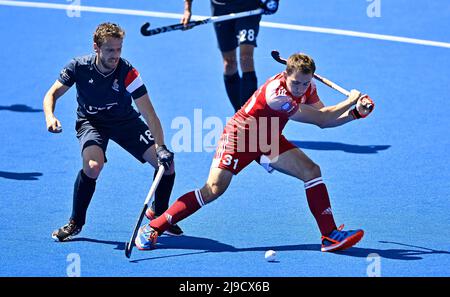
[212,133,296,175]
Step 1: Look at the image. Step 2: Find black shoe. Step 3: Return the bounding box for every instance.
[165,223,184,236]
[52,220,82,242]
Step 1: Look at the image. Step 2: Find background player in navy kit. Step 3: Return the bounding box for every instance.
[181,0,278,111]
[43,22,183,241]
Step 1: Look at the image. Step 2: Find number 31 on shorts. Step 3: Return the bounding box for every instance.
[222,154,239,170]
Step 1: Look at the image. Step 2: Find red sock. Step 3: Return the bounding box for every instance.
[150,190,204,234]
[305,177,337,236]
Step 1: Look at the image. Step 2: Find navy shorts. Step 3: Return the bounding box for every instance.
[211,0,262,52]
[75,117,155,163]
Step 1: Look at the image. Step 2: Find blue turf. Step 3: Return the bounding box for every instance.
[0,0,449,277]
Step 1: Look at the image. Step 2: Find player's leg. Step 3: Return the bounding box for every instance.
[239,44,257,106]
[109,117,182,235]
[52,120,107,241]
[269,147,339,235]
[269,138,364,252]
[236,13,261,106]
[141,145,182,236]
[135,132,254,249]
[152,166,233,233]
[135,167,234,250]
[213,16,242,111]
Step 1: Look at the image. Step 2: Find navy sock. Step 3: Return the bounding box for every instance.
[224,72,241,111]
[241,71,257,107]
[70,170,96,226]
[153,172,176,216]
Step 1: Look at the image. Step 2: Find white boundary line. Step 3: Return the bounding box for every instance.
[1,0,449,49]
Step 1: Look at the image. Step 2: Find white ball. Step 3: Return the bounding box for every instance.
[264,250,277,262]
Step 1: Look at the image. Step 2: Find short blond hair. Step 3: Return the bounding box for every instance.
[286,53,316,76]
[93,23,125,47]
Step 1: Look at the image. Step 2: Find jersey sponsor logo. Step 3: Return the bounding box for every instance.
[112,79,119,92]
[83,103,118,114]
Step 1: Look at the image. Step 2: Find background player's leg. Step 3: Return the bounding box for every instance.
[221,49,241,111]
[239,44,257,106]
[270,148,337,236]
[149,167,233,234]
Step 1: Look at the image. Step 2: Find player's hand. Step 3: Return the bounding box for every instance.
[46,115,62,133]
[347,89,362,105]
[351,95,375,119]
[156,145,174,170]
[259,0,279,15]
[181,10,192,29]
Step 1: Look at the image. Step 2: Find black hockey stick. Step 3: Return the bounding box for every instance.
[271,50,351,96]
[141,8,263,37]
[125,165,165,258]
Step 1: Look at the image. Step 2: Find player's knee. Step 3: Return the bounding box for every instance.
[223,58,238,75]
[84,160,103,179]
[202,182,226,203]
[240,55,254,72]
[303,163,321,181]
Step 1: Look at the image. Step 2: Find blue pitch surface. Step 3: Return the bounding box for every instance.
[0,0,449,277]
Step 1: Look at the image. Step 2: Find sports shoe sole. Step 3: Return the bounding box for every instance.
[321,230,364,252]
[51,232,74,242]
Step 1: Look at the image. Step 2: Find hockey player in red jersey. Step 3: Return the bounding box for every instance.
[136,52,374,252]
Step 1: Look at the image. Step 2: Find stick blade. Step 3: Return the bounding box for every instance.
[140,22,151,36]
[125,241,132,258]
[271,50,287,65]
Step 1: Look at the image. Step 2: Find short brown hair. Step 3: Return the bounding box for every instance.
[286,53,316,76]
[93,23,125,47]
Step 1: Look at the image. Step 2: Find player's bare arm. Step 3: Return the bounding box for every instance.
[290,89,361,128]
[309,100,325,109]
[134,93,165,147]
[43,80,70,133]
[181,0,193,26]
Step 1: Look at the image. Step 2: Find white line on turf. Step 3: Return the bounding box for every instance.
[0,0,449,49]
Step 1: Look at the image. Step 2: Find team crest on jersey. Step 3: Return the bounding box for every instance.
[112,79,120,92]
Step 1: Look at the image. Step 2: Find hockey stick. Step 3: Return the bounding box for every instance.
[270,50,351,97]
[125,165,165,258]
[141,8,264,37]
